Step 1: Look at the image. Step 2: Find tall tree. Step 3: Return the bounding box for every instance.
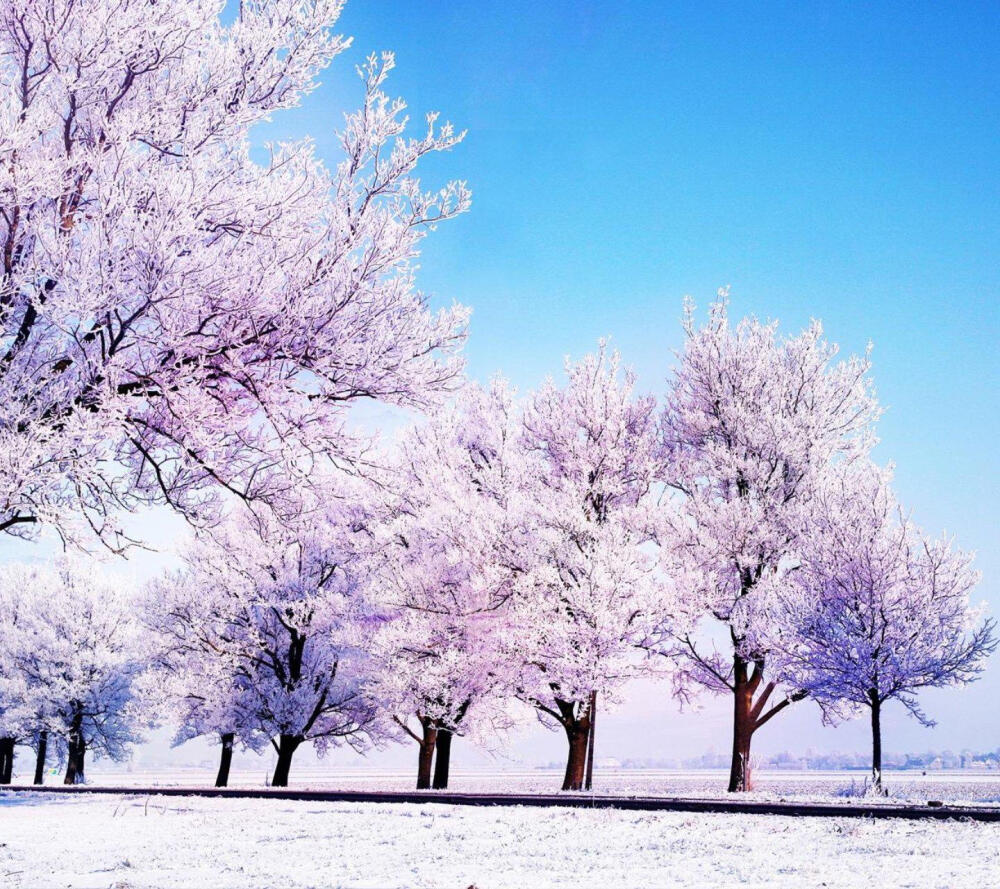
[653,295,881,791]
[771,462,996,793]
[374,381,525,789]
[0,0,468,547]
[512,346,663,791]
[159,494,386,787]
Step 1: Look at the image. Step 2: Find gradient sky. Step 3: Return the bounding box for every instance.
[271,0,1000,764]
[7,0,998,772]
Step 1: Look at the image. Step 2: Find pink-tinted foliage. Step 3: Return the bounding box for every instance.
[372,380,527,743]
[0,0,469,547]
[651,294,882,703]
[511,345,665,732]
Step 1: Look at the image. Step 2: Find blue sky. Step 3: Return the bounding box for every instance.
[10,0,994,772]
[285,0,998,761]
[291,1,1000,520]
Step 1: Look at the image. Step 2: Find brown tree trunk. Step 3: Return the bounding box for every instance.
[562,723,590,791]
[584,691,597,791]
[554,695,594,792]
[869,691,883,794]
[0,737,14,784]
[270,734,301,787]
[416,719,438,790]
[33,730,48,785]
[215,732,235,788]
[725,653,805,793]
[728,663,754,793]
[432,728,453,789]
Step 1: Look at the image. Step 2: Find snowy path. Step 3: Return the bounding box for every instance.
[2,791,999,889]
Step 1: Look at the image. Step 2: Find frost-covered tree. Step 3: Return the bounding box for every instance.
[0,595,51,785]
[143,584,266,787]
[512,346,663,791]
[159,496,386,787]
[0,574,63,786]
[0,0,468,547]
[653,296,881,792]
[0,561,147,784]
[770,462,996,792]
[374,381,527,789]
[0,577,31,782]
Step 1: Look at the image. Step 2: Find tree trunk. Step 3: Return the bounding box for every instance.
[869,692,883,794]
[215,732,235,788]
[727,661,755,793]
[416,719,438,790]
[270,734,301,787]
[584,691,597,791]
[0,737,14,784]
[553,694,595,792]
[33,730,48,785]
[64,735,86,785]
[432,728,453,789]
[562,723,590,791]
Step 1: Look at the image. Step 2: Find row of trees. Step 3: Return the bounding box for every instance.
[0,0,993,795]
[0,0,469,784]
[1,309,993,792]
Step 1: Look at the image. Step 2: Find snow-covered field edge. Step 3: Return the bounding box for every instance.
[9,767,1000,807]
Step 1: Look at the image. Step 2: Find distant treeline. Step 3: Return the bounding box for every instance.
[606,750,1000,771]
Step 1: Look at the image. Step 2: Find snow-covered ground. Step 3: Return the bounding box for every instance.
[2,790,998,889]
[29,765,1000,807]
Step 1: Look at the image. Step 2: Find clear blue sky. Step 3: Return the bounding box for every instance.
[284,0,999,760]
[286,1,1000,526]
[16,1,993,771]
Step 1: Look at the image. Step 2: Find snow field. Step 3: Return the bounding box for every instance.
[2,791,999,889]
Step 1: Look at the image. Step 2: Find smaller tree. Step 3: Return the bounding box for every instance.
[376,612,510,789]
[773,463,996,792]
[0,573,65,785]
[373,381,525,789]
[161,495,387,787]
[0,581,31,782]
[143,587,266,787]
[1,561,147,784]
